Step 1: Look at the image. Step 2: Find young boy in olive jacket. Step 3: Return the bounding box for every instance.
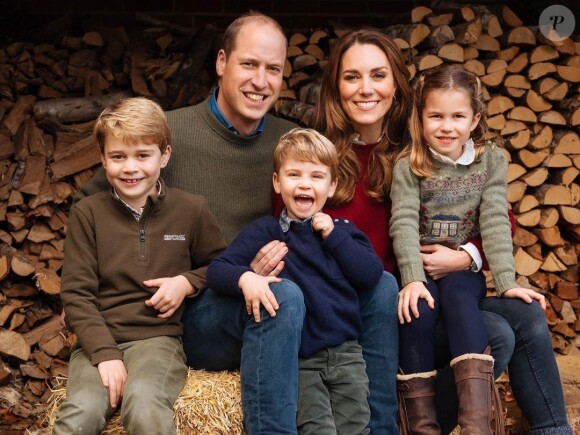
[53,97,227,435]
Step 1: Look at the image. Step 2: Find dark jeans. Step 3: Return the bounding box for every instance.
[435,297,572,434]
[399,271,488,374]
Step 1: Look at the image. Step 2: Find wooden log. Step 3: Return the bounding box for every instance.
[541,252,567,272]
[534,184,573,205]
[521,167,549,187]
[559,206,579,225]
[515,209,541,227]
[2,95,36,135]
[0,330,30,362]
[518,149,548,168]
[33,90,132,124]
[507,180,526,203]
[506,26,536,46]
[514,247,542,276]
[487,95,514,116]
[534,226,565,247]
[513,195,540,213]
[35,268,61,295]
[384,24,430,48]
[513,226,538,247]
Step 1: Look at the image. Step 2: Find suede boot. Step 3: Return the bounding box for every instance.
[450,347,505,435]
[397,370,441,435]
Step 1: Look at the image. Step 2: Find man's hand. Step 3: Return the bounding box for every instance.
[398,281,435,324]
[503,287,546,310]
[238,272,281,322]
[97,359,127,408]
[144,275,193,318]
[250,240,288,276]
[311,212,334,239]
[420,244,472,280]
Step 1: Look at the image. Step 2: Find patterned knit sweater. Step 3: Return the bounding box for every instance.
[78,98,297,243]
[390,143,516,295]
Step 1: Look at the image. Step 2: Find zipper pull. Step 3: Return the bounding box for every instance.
[140,229,145,242]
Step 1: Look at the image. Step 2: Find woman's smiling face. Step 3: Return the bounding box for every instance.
[338,43,397,143]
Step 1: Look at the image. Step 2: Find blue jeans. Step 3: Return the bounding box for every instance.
[182,280,304,435]
[183,273,399,435]
[435,298,572,434]
[359,272,399,435]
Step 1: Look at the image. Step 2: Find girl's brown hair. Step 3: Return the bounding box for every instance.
[313,28,411,206]
[407,64,487,177]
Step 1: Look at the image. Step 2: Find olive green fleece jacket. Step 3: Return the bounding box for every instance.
[78,98,298,243]
[61,184,227,365]
[390,143,517,295]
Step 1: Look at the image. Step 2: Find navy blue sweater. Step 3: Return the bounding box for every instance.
[207,216,384,357]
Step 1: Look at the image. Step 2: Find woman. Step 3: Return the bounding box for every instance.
[314,28,572,434]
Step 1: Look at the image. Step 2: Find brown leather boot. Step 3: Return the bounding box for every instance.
[450,347,505,435]
[397,370,441,435]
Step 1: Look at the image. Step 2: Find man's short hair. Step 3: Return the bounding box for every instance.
[94,97,171,153]
[273,128,338,180]
[222,11,287,56]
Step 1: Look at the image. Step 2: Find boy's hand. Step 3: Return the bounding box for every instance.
[311,212,334,239]
[238,271,281,323]
[251,240,288,277]
[144,275,193,318]
[97,359,127,408]
[398,281,435,324]
[503,287,546,310]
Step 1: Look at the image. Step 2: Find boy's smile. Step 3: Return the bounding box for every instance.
[273,155,337,220]
[101,136,171,210]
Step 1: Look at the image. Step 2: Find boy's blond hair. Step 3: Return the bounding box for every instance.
[273,128,338,179]
[94,97,171,153]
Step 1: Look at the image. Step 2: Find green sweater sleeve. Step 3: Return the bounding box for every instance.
[479,145,517,295]
[389,157,427,287]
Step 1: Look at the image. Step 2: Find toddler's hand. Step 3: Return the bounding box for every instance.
[144,275,193,318]
[398,281,435,324]
[97,359,127,408]
[502,287,546,310]
[238,272,281,322]
[311,212,334,239]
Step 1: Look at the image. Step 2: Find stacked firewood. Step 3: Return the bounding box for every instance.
[0,3,577,432]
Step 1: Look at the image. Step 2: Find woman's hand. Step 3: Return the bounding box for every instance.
[250,240,288,276]
[420,244,472,280]
[398,281,434,324]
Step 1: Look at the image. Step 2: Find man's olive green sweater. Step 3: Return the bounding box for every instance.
[79,99,297,243]
[61,186,227,365]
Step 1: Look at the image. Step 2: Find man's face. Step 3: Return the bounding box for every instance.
[216,22,287,137]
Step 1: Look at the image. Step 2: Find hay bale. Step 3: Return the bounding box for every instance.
[43,369,244,435]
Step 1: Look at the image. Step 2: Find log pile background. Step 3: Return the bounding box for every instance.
[0,3,577,433]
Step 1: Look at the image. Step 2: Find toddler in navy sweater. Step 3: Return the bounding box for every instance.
[207,128,383,434]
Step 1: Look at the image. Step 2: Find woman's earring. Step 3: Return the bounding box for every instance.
[393,91,396,101]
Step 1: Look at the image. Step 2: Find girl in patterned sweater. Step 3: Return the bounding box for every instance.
[390,64,546,435]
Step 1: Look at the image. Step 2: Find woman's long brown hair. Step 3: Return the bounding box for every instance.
[313,28,412,205]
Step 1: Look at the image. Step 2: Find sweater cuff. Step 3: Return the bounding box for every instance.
[90,348,123,366]
[494,272,517,296]
[400,264,427,288]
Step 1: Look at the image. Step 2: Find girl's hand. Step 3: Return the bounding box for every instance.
[502,287,546,310]
[420,244,472,279]
[238,272,281,322]
[311,212,334,239]
[398,281,435,324]
[144,275,193,318]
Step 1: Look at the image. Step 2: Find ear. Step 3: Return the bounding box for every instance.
[100,153,107,169]
[470,112,481,132]
[216,50,227,79]
[327,178,338,198]
[160,145,172,168]
[272,171,281,194]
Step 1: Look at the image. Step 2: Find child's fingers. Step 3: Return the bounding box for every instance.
[252,301,262,323]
